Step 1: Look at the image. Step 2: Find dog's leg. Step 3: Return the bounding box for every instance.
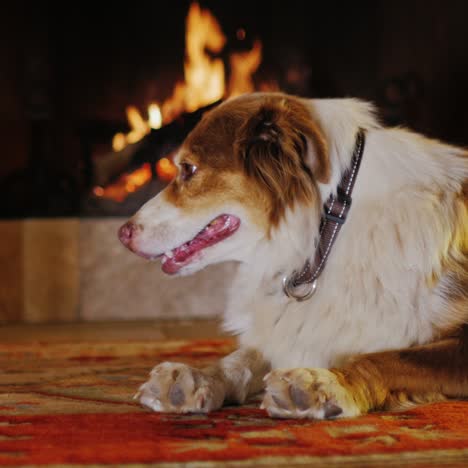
[136,348,270,413]
[262,327,468,419]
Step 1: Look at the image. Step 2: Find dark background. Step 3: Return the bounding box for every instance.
[2,0,467,217]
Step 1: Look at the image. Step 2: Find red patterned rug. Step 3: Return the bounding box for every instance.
[2,337,468,466]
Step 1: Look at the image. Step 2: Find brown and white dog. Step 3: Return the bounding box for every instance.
[119,92,468,419]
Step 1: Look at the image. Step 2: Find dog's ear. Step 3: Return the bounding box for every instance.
[237,98,329,204]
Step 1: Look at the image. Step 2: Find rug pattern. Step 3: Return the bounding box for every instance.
[1,338,468,466]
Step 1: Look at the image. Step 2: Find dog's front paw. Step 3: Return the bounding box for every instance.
[261,368,361,419]
[135,362,225,413]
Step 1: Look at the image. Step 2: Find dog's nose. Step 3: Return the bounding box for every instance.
[118,221,137,247]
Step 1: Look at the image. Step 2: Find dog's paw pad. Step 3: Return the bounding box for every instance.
[289,383,311,410]
[262,368,360,419]
[323,402,344,418]
[136,362,225,414]
[168,382,186,406]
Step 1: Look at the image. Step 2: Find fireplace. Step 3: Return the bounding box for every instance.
[2,1,468,324]
[3,1,468,219]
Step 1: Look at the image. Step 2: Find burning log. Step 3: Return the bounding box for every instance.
[92,99,221,188]
[93,139,144,188]
[82,100,222,215]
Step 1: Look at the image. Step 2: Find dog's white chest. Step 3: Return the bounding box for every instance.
[225,262,437,370]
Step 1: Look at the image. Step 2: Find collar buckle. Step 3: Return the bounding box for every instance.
[283,275,317,302]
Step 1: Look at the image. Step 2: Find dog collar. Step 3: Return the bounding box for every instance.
[283,129,366,301]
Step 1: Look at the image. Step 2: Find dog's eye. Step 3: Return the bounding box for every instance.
[180,162,197,181]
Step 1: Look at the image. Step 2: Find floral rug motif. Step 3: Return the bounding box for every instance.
[1,338,468,466]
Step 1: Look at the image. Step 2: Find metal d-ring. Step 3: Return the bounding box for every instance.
[282,275,317,302]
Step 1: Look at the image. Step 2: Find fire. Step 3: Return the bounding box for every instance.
[114,1,263,150]
[112,133,126,152]
[183,2,226,111]
[148,104,162,129]
[228,40,263,97]
[93,163,152,203]
[101,2,269,201]
[112,104,162,151]
[156,158,178,183]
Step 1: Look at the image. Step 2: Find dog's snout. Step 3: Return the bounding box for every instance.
[118,221,139,247]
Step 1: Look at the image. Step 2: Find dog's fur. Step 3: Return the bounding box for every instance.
[122,92,468,419]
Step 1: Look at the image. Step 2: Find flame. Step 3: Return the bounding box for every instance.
[183,2,226,111]
[111,1,263,151]
[111,104,162,151]
[228,40,262,97]
[102,2,268,201]
[112,106,151,151]
[148,104,162,129]
[161,81,187,124]
[94,163,152,202]
[112,133,126,152]
[158,3,226,122]
[127,106,148,136]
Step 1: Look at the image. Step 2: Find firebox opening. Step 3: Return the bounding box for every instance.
[2,1,468,218]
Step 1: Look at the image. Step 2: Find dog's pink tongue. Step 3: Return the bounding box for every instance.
[161,242,202,275]
[161,214,240,275]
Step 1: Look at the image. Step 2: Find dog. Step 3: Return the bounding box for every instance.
[118,92,468,419]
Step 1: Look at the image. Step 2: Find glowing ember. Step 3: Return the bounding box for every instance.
[96,163,152,202]
[93,186,104,197]
[156,158,178,183]
[236,28,246,40]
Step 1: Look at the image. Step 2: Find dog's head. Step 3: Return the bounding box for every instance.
[118,93,329,275]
